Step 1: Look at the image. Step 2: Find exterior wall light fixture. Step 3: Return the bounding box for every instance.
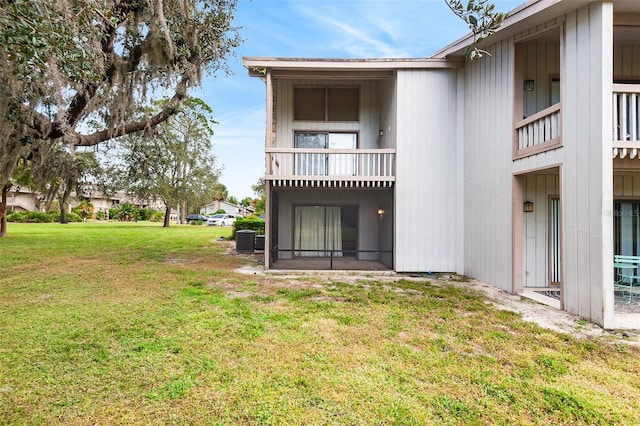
[523,201,534,213]
[377,208,385,217]
[524,80,535,91]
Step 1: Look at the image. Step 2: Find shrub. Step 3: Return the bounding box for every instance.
[190,220,204,225]
[6,212,26,223]
[7,211,52,223]
[73,200,94,220]
[137,208,156,221]
[108,205,160,221]
[6,210,83,223]
[232,216,265,239]
[95,211,107,221]
[150,211,165,222]
[66,212,82,222]
[114,203,138,221]
[48,211,61,223]
[214,209,226,214]
[26,211,49,223]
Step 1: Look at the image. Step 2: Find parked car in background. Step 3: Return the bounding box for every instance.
[206,214,238,226]
[186,214,207,224]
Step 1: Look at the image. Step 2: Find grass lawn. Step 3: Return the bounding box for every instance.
[1,222,639,425]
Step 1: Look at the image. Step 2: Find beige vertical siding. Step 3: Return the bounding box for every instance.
[394,69,460,273]
[561,2,613,326]
[275,79,380,148]
[463,3,613,326]
[462,38,514,290]
[613,173,640,196]
[614,44,640,78]
[379,77,397,150]
[521,41,560,117]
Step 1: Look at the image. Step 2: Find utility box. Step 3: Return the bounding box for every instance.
[254,235,265,251]
[236,230,256,253]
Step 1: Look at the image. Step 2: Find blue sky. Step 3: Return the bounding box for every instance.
[195,0,522,199]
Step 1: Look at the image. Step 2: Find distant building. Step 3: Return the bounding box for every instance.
[203,200,253,217]
[6,187,38,212]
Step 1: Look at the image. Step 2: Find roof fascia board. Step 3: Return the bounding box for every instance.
[270,70,394,80]
[431,0,593,58]
[243,57,463,76]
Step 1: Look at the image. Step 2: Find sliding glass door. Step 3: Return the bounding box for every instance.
[294,132,356,176]
[614,201,640,284]
[294,206,357,257]
[614,201,640,256]
[295,133,327,175]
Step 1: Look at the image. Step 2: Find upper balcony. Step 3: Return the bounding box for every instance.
[263,72,397,188]
[515,103,561,158]
[513,28,562,160]
[266,147,396,188]
[514,18,640,162]
[613,84,640,159]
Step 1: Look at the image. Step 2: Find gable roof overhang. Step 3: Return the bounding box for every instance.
[432,0,588,59]
[432,0,640,59]
[242,57,463,80]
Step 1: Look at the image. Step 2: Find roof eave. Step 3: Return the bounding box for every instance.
[242,57,464,77]
[431,0,573,59]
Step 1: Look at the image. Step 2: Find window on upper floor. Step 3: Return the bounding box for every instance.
[294,132,357,176]
[294,87,359,121]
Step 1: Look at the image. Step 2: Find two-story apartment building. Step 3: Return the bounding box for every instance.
[244,0,640,329]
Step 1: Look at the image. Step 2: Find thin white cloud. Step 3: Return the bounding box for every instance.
[292,2,411,57]
[213,107,265,142]
[323,16,412,57]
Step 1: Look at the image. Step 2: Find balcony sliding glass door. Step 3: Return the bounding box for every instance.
[294,132,356,176]
[614,201,640,257]
[613,201,640,284]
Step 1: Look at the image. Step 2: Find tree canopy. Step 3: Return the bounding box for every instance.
[0,0,240,186]
[445,0,507,59]
[0,0,240,235]
[111,97,222,227]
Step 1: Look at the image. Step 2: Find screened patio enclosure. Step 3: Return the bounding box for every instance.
[294,205,357,257]
[269,187,393,270]
[614,201,640,258]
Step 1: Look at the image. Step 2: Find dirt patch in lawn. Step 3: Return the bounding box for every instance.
[229,245,639,345]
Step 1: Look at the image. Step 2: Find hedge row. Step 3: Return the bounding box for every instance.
[7,211,82,223]
[231,217,265,239]
[107,205,164,222]
[7,209,164,223]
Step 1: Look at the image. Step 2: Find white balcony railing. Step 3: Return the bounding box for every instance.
[266,148,396,187]
[515,103,561,155]
[613,84,640,159]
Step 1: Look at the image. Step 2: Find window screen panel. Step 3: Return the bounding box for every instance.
[294,88,325,121]
[327,88,359,121]
[295,132,327,149]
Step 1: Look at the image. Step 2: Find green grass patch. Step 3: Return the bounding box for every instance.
[1,223,639,424]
